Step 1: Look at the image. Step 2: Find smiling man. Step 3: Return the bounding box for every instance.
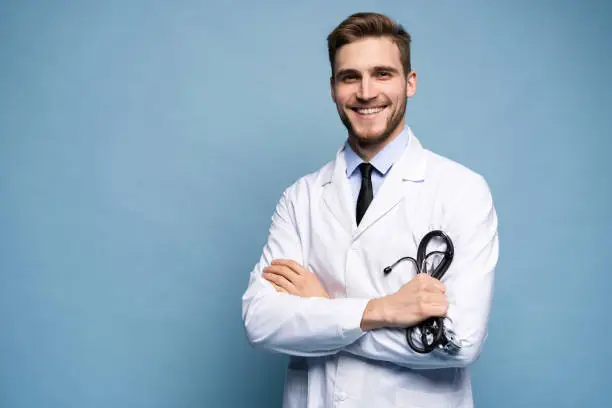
[242,12,499,408]
[332,34,414,163]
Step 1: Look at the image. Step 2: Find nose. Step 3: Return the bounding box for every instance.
[356,77,376,101]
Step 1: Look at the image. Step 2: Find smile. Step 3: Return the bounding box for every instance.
[351,106,387,117]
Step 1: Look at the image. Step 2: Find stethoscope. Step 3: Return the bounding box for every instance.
[383,230,460,354]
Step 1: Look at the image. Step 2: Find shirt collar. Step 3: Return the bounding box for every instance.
[344,127,410,178]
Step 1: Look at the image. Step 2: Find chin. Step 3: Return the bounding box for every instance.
[351,124,388,141]
[351,130,389,147]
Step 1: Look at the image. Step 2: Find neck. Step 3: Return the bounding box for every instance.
[348,123,405,162]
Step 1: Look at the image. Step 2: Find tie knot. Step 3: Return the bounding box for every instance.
[359,162,374,179]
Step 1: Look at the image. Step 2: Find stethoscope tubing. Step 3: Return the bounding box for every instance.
[384,230,454,353]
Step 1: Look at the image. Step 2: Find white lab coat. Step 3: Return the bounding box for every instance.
[242,128,499,408]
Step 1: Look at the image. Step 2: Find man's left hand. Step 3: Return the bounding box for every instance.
[263,259,329,298]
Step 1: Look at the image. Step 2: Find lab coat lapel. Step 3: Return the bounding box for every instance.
[354,130,427,238]
[321,148,355,236]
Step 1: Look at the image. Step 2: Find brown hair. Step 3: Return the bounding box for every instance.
[327,12,412,76]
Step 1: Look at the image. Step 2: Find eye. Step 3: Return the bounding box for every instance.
[376,71,392,79]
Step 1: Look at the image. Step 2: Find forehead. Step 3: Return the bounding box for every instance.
[334,36,402,73]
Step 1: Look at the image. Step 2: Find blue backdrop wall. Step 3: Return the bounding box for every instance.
[1,1,611,407]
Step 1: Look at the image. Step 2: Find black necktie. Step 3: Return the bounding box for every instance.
[356,162,374,226]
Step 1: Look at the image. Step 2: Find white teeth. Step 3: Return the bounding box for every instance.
[356,107,384,115]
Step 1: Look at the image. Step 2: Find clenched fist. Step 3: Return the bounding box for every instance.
[361,273,448,331]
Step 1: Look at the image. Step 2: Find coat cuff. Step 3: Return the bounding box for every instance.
[336,298,370,341]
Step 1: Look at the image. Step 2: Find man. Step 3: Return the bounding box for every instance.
[242,12,498,408]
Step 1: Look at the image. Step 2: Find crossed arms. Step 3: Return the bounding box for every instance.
[241,177,498,370]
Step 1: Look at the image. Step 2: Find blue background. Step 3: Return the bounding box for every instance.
[1,1,611,407]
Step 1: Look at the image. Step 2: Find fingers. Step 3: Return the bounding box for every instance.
[264,263,300,281]
[264,260,308,289]
[263,259,308,291]
[271,259,307,275]
[417,292,448,317]
[425,302,448,317]
[261,272,295,292]
[385,289,448,327]
[413,273,446,293]
[270,282,288,293]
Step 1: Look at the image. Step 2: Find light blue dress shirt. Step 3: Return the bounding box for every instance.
[344,127,410,205]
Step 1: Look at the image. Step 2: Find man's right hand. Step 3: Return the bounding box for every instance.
[360,274,448,331]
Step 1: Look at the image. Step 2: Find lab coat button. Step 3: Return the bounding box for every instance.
[334,392,348,401]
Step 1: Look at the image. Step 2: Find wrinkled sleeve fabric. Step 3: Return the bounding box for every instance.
[343,175,499,369]
[242,187,370,357]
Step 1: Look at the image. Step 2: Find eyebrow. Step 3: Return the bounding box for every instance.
[335,68,360,79]
[371,65,401,74]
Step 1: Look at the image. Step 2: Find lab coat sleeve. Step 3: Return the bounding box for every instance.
[242,187,370,356]
[342,175,499,369]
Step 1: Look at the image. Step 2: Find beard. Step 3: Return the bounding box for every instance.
[338,95,407,149]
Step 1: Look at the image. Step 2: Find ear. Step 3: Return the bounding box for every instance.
[406,70,417,98]
[330,76,336,102]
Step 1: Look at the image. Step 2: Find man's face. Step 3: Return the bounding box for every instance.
[331,37,416,147]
